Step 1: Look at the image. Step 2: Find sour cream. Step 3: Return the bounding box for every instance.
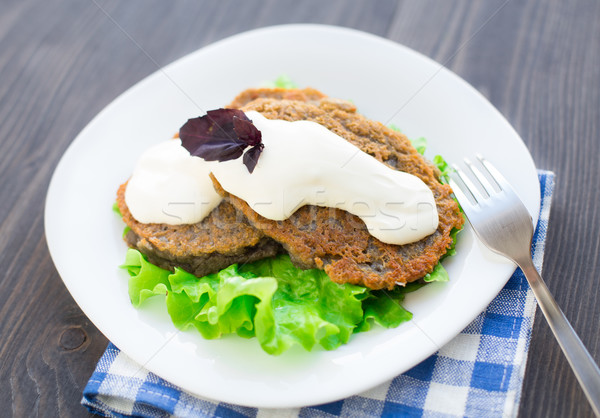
[124,139,222,224]
[210,111,438,245]
[125,111,439,245]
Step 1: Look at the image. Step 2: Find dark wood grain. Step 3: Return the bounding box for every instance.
[0,0,598,417]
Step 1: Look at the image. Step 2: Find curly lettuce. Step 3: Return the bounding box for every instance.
[123,250,414,355]
[261,74,298,89]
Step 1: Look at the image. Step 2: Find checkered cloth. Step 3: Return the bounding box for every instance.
[82,171,554,418]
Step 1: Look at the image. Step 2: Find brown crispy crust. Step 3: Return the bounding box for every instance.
[218,89,464,290]
[228,87,328,109]
[116,182,282,277]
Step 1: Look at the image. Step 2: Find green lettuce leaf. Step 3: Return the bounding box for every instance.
[423,262,449,283]
[389,124,426,155]
[113,202,131,237]
[430,154,464,257]
[262,75,298,89]
[112,202,122,216]
[433,154,453,184]
[122,250,417,355]
[411,137,427,155]
[242,256,367,351]
[123,249,170,307]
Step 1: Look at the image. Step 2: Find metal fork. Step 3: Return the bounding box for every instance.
[449,155,600,416]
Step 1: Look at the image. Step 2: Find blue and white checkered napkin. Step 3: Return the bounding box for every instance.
[82,171,555,418]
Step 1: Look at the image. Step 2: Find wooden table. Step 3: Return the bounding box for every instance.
[1,1,598,416]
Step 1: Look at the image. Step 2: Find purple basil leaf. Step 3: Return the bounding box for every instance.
[179,108,264,172]
[181,109,241,141]
[233,115,262,146]
[204,108,249,138]
[189,138,246,161]
[243,144,264,173]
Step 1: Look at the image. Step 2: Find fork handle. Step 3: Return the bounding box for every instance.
[517,256,600,417]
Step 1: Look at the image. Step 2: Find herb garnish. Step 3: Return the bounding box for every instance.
[179,109,263,173]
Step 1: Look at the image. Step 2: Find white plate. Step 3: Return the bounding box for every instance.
[45,24,539,408]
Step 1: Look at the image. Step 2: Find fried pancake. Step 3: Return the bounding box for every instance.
[117,88,348,277]
[217,89,464,290]
[116,182,282,277]
[229,87,327,109]
[118,87,463,289]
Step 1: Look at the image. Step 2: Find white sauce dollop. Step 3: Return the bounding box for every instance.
[124,139,222,224]
[210,111,438,245]
[125,111,439,245]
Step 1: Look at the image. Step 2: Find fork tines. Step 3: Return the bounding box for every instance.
[450,155,509,206]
